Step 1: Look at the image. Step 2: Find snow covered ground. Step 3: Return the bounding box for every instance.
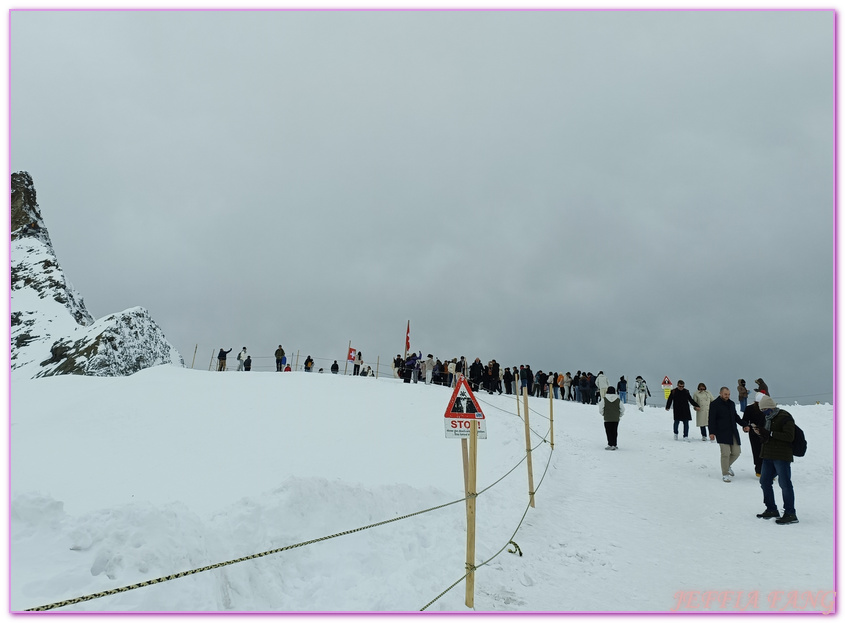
[10,366,836,614]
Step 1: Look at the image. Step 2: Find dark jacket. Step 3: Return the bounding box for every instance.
[503,368,513,383]
[217,348,232,360]
[708,397,743,445]
[759,408,795,463]
[469,360,483,381]
[666,388,698,421]
[740,402,765,430]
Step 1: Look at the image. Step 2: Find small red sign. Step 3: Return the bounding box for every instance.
[444,376,485,420]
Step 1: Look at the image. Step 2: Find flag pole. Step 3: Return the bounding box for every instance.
[344,340,351,376]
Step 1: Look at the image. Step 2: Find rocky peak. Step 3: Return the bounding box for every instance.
[11,172,183,378]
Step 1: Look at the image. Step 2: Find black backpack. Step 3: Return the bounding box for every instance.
[792,423,807,458]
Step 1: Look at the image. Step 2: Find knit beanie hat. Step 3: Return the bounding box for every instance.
[759,395,777,411]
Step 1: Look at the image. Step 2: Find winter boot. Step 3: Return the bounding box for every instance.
[775,513,799,525]
[756,509,781,519]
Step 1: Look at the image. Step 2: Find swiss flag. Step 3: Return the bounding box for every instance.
[348,347,357,362]
[405,321,410,353]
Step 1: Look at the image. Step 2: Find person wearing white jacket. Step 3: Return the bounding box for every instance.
[599,387,625,450]
[635,376,651,411]
[424,354,435,385]
[596,371,610,401]
[693,383,716,441]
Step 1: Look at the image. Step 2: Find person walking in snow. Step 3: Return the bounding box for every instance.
[304,355,314,372]
[708,387,744,482]
[243,355,252,371]
[741,396,766,477]
[237,347,248,371]
[754,395,799,524]
[599,386,625,450]
[665,380,699,441]
[693,382,715,441]
[217,348,232,372]
[634,376,651,411]
[616,376,628,405]
[353,351,363,376]
[274,345,285,372]
[331,360,339,374]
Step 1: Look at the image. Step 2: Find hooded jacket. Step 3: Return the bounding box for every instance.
[599,394,625,422]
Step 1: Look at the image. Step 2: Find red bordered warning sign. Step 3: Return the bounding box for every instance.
[444,376,487,439]
[662,376,672,387]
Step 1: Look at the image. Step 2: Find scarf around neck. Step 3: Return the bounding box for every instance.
[764,408,780,431]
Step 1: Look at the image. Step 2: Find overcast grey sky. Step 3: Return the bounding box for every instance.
[10,9,834,403]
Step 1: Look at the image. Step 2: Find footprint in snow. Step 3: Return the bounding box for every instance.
[519,572,534,587]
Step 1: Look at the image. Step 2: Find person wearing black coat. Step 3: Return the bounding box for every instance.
[665,380,699,441]
[708,387,745,482]
[469,358,484,392]
[217,348,232,372]
[503,367,514,394]
[740,400,766,477]
[579,374,590,404]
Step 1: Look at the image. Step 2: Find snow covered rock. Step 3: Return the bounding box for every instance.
[11,171,183,378]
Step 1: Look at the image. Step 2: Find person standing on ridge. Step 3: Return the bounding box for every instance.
[217,348,232,372]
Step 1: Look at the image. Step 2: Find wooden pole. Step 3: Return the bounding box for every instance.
[295,350,300,371]
[516,376,521,419]
[461,438,469,499]
[191,344,198,369]
[208,350,214,371]
[465,419,478,608]
[344,341,351,376]
[376,356,380,379]
[549,383,555,450]
[522,387,536,508]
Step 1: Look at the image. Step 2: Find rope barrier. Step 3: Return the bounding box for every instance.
[25,424,555,612]
[25,494,469,612]
[420,439,555,611]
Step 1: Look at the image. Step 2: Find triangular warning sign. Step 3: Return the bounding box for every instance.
[662,376,672,386]
[444,375,485,419]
